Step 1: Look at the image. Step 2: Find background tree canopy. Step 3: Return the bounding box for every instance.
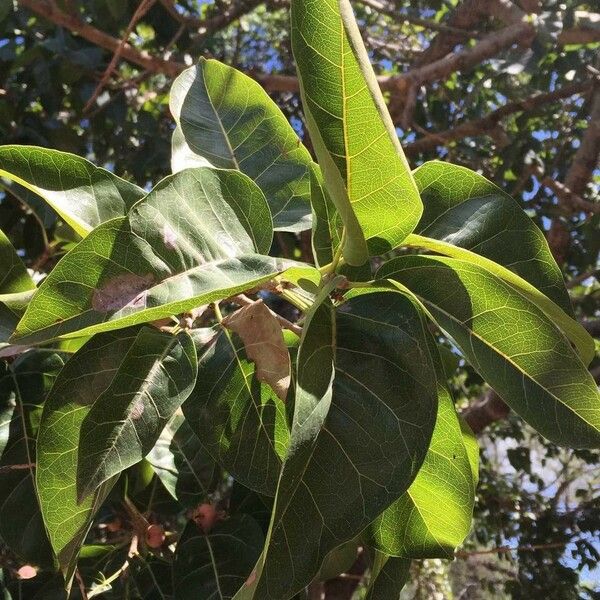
[0,0,599,598]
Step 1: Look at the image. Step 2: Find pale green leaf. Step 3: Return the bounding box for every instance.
[403,232,594,365]
[170,58,313,231]
[0,145,145,237]
[291,0,422,265]
[76,328,197,501]
[378,255,600,448]
[368,389,478,558]
[238,289,438,599]
[173,514,264,600]
[0,229,35,346]
[12,168,289,345]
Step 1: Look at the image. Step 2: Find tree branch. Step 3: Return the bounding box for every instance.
[18,0,185,78]
[405,81,591,155]
[548,81,600,263]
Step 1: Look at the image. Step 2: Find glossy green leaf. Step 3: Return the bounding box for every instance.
[0,145,145,237]
[403,232,594,365]
[76,328,197,501]
[291,0,422,265]
[171,58,313,231]
[0,229,35,346]
[173,514,264,600]
[37,328,160,579]
[365,553,411,600]
[0,352,64,569]
[146,412,218,508]
[238,289,438,599]
[12,168,289,345]
[310,165,342,269]
[378,255,600,448]
[368,389,478,558]
[0,229,35,295]
[183,319,290,496]
[413,161,573,316]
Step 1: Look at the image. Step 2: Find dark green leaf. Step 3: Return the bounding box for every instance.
[171,59,313,231]
[77,328,197,501]
[0,351,64,569]
[413,160,572,315]
[365,553,410,600]
[184,313,290,496]
[146,412,218,508]
[378,255,600,448]
[173,514,264,600]
[239,289,438,599]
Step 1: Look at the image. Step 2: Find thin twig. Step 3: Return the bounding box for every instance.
[455,540,573,558]
[0,463,35,474]
[83,0,157,113]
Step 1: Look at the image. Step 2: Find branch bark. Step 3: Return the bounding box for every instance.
[548,82,600,263]
[405,81,591,155]
[18,0,185,78]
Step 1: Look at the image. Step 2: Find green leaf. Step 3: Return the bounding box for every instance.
[403,232,594,365]
[37,328,161,579]
[0,229,35,346]
[12,168,289,345]
[0,352,64,569]
[170,58,313,231]
[238,289,438,599]
[291,0,422,265]
[413,160,573,316]
[0,145,145,237]
[365,553,411,600]
[76,328,197,501]
[310,164,342,269]
[378,255,600,448]
[146,412,218,508]
[173,514,264,600]
[183,313,290,496]
[0,229,35,294]
[368,388,478,558]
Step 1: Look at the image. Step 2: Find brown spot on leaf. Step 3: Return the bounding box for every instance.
[245,569,257,587]
[223,300,291,401]
[130,399,145,420]
[92,273,154,313]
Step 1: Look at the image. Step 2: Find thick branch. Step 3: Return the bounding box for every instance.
[18,0,185,78]
[462,390,510,435]
[548,82,600,263]
[405,81,591,155]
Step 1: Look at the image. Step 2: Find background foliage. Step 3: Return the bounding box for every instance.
[0,0,599,598]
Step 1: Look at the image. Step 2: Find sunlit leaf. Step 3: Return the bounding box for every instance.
[291,0,422,265]
[0,145,145,237]
[76,328,197,501]
[171,59,313,231]
[12,168,287,345]
[379,255,600,448]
